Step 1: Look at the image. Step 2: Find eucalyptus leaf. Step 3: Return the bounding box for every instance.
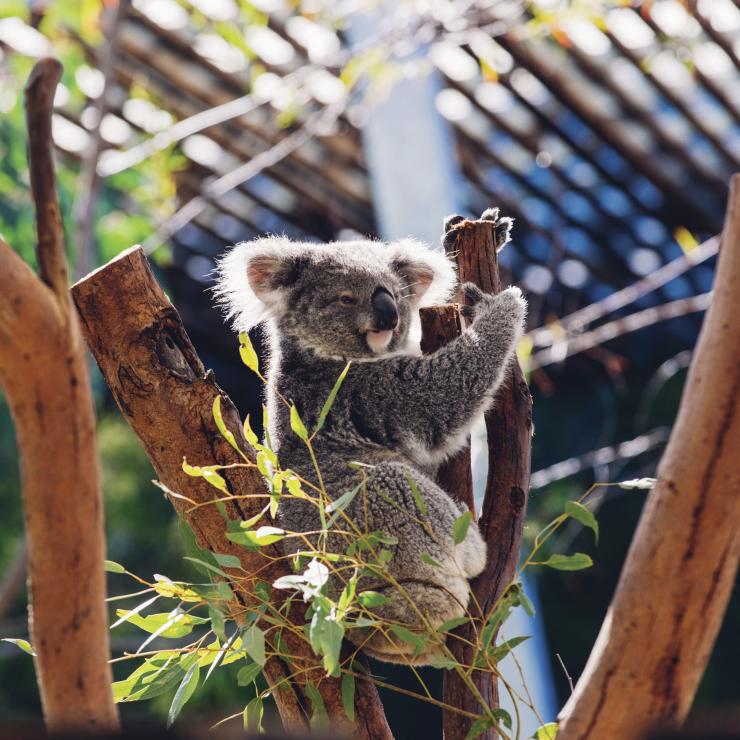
[1,638,35,656]
[564,501,599,543]
[341,671,356,722]
[453,510,473,545]
[540,553,593,571]
[314,361,351,435]
[104,560,126,574]
[167,660,200,727]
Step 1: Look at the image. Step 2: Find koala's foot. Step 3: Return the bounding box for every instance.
[460,282,526,325]
[347,580,469,665]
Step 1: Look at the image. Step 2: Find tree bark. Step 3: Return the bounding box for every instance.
[556,177,740,739]
[0,58,119,731]
[71,246,392,739]
[437,214,533,740]
[419,304,475,513]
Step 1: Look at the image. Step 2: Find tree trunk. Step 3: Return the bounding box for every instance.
[72,246,392,739]
[557,177,740,738]
[430,214,533,740]
[0,58,119,732]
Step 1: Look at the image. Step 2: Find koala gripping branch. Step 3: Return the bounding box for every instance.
[71,246,392,739]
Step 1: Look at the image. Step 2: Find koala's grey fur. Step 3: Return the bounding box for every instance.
[215,219,526,665]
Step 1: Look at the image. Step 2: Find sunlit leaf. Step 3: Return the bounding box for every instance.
[104,560,126,573]
[243,695,264,733]
[618,477,656,490]
[290,404,308,441]
[212,395,239,452]
[534,722,559,739]
[357,591,388,608]
[1,638,34,656]
[238,332,260,375]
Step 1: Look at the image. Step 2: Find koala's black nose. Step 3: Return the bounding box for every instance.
[371,288,399,331]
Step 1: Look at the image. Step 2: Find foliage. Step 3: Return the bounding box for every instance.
[81,335,614,736]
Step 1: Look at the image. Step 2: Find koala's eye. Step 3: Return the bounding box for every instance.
[338,293,357,306]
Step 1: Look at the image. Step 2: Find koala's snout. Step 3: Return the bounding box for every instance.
[371,288,399,331]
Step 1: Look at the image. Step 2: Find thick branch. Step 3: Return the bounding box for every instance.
[71,246,392,739]
[437,214,533,740]
[0,58,119,732]
[419,304,475,513]
[557,178,740,738]
[24,58,68,302]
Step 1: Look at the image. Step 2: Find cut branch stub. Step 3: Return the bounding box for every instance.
[71,246,392,739]
[441,213,533,740]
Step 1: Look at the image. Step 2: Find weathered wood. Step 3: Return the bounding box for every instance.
[557,176,740,739]
[0,58,119,731]
[440,215,533,740]
[72,245,392,739]
[419,304,475,513]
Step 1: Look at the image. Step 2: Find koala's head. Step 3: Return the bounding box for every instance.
[215,236,456,359]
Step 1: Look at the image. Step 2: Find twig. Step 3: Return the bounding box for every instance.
[556,653,574,694]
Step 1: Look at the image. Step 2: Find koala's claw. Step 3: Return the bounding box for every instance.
[461,282,487,305]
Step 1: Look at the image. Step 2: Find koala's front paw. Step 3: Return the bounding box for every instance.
[460,283,527,326]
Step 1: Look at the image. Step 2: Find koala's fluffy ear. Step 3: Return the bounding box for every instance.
[388,239,457,307]
[214,236,308,331]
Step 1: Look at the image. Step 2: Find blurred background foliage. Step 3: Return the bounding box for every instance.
[0,0,738,734]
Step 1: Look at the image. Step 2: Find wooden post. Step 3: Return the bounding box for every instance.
[428,211,533,740]
[72,246,392,739]
[0,58,119,731]
[557,177,740,739]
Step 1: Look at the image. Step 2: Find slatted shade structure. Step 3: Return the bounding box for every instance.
[3,0,738,364]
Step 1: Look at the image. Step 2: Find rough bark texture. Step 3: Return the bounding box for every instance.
[72,246,392,739]
[557,177,740,739]
[439,216,533,740]
[0,58,119,731]
[419,304,475,513]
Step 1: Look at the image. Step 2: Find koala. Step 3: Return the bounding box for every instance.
[215,217,526,665]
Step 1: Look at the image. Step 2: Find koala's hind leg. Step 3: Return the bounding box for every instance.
[344,461,486,664]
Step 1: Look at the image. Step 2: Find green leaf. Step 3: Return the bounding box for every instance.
[1,638,35,656]
[466,716,494,739]
[494,708,513,729]
[202,469,228,493]
[208,606,226,643]
[405,472,428,517]
[421,553,442,568]
[167,659,200,727]
[237,661,263,687]
[533,722,559,739]
[317,618,344,677]
[183,556,228,578]
[238,332,260,375]
[104,560,126,573]
[243,695,264,733]
[389,625,427,653]
[213,553,242,569]
[437,616,469,633]
[618,477,656,490]
[213,396,239,452]
[314,361,351,435]
[341,671,356,722]
[290,404,309,441]
[564,501,599,543]
[242,625,266,666]
[305,682,328,729]
[243,414,260,449]
[540,553,593,571]
[453,510,473,545]
[518,587,536,618]
[358,590,388,608]
[488,635,530,662]
[326,482,362,515]
[428,654,457,669]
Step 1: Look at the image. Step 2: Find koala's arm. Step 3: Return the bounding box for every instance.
[350,285,526,451]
